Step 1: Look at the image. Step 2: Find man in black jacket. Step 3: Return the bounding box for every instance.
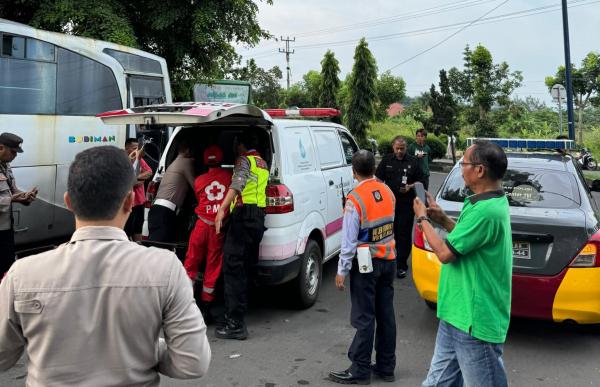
[375,136,424,278]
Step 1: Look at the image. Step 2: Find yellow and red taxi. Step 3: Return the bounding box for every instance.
[413,140,600,324]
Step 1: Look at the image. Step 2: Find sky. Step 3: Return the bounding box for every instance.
[238,0,600,105]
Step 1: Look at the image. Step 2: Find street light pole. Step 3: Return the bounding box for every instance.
[561,0,576,141]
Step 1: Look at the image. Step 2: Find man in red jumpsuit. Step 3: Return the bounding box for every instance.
[184,145,232,315]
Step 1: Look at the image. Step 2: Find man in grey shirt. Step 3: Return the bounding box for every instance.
[0,146,210,386]
[148,140,196,242]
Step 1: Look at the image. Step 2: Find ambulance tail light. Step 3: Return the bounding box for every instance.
[569,230,600,267]
[413,224,433,252]
[145,181,157,208]
[266,184,294,214]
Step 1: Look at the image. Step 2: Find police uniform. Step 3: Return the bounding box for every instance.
[218,150,268,336]
[333,178,397,382]
[375,152,424,276]
[0,133,25,277]
[183,146,232,303]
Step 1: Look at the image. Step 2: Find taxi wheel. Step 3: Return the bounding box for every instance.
[425,300,437,311]
[292,239,322,309]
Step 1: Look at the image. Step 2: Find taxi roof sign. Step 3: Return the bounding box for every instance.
[466,138,576,150]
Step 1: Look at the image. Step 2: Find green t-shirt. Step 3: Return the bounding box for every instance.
[439,190,512,343]
[407,142,432,176]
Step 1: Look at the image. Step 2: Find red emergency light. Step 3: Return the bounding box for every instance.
[264,108,341,118]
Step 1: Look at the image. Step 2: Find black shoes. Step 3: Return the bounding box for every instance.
[371,366,395,382]
[215,318,248,340]
[328,369,370,385]
[396,269,407,279]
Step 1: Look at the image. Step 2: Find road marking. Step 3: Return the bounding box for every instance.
[431,171,449,175]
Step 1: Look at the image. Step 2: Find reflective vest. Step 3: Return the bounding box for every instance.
[347,179,396,260]
[233,153,269,209]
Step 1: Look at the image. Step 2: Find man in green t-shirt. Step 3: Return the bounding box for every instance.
[413,140,512,387]
[407,128,432,189]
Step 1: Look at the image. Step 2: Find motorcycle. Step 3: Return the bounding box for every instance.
[578,148,598,170]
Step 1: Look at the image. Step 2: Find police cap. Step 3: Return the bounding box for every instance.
[0,132,24,153]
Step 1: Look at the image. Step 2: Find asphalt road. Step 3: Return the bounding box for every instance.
[2,171,600,386]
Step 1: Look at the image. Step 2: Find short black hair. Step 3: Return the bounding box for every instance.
[391,135,406,145]
[68,146,135,220]
[416,128,427,136]
[238,129,259,149]
[352,150,375,178]
[470,140,508,180]
[125,138,138,146]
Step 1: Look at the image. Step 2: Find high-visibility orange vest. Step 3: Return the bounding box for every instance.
[347,179,396,260]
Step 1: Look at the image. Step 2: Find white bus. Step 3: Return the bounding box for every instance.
[0,18,172,248]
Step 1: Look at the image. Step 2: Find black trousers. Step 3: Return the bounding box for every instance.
[394,205,414,271]
[423,175,430,191]
[0,228,15,277]
[148,205,177,243]
[222,205,265,322]
[348,258,397,378]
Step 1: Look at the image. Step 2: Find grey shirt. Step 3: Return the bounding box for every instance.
[155,155,195,208]
[0,226,211,386]
[0,162,21,230]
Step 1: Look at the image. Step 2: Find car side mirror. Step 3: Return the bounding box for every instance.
[591,180,600,192]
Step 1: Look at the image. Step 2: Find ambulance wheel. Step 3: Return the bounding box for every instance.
[425,300,437,311]
[293,239,322,308]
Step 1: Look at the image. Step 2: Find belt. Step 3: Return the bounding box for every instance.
[154,199,176,212]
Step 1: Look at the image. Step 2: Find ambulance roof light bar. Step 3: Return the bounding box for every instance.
[466,137,576,150]
[264,108,341,118]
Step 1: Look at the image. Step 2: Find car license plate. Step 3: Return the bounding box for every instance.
[513,241,530,259]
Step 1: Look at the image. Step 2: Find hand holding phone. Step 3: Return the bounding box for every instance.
[414,182,428,208]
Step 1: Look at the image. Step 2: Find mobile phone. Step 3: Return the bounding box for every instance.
[414,182,428,207]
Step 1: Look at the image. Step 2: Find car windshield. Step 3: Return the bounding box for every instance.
[440,167,580,208]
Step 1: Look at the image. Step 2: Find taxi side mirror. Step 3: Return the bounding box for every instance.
[590,180,600,192]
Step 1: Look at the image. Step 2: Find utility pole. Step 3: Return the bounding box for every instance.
[561,0,576,141]
[279,36,295,90]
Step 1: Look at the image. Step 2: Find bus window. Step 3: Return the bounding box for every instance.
[56,48,122,115]
[130,75,165,107]
[103,48,162,75]
[26,39,55,61]
[0,58,56,114]
[2,35,25,58]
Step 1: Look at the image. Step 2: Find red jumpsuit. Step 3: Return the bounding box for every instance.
[184,167,232,302]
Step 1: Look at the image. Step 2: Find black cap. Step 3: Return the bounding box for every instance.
[0,133,24,153]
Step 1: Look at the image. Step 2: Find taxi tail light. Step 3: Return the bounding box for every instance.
[145,181,157,208]
[413,224,433,252]
[569,230,600,267]
[266,184,294,214]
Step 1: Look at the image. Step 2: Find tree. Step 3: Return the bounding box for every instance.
[346,38,378,146]
[227,59,283,108]
[283,83,311,108]
[302,70,322,107]
[375,71,406,120]
[429,70,459,161]
[545,51,600,143]
[448,44,522,136]
[0,0,272,100]
[319,50,341,108]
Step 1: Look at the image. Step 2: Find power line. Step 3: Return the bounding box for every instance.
[244,0,598,60]
[295,0,496,38]
[386,0,510,71]
[243,0,495,57]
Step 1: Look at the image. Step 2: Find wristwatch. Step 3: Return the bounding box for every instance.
[416,216,430,224]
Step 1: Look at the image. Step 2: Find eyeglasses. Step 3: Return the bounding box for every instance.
[459,161,483,168]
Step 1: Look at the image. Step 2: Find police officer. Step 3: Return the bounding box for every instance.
[0,133,37,277]
[375,135,424,279]
[214,130,268,340]
[330,150,397,384]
